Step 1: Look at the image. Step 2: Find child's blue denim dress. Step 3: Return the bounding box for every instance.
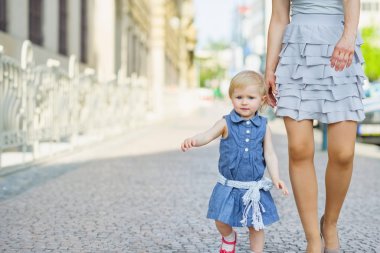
[207,110,280,228]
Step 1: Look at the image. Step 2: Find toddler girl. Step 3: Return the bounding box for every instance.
[181,70,289,253]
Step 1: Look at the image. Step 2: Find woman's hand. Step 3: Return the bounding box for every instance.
[265,70,278,108]
[330,33,356,72]
[272,178,289,196]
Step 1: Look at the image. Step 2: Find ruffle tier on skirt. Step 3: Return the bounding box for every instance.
[274,14,366,123]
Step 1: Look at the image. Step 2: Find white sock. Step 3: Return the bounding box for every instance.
[221,231,236,251]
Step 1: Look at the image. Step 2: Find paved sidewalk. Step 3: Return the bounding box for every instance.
[0,101,379,253]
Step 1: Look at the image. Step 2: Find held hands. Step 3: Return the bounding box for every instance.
[181,138,197,152]
[330,33,356,71]
[265,70,277,108]
[272,178,289,196]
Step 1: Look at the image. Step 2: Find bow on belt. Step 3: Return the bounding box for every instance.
[217,173,273,231]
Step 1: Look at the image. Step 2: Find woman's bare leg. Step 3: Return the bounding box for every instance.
[284,117,321,253]
[248,227,265,253]
[323,121,357,249]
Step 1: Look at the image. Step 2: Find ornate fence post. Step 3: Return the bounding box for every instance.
[0,45,4,168]
[130,73,138,127]
[68,55,78,146]
[46,58,61,146]
[21,40,35,160]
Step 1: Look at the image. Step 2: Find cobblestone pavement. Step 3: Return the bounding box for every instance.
[0,102,379,253]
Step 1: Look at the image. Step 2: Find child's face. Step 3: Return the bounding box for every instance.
[231,85,264,119]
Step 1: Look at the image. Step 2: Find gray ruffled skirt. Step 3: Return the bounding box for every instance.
[275,14,366,124]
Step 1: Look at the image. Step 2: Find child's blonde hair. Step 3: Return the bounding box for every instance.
[229,70,266,98]
[229,70,267,111]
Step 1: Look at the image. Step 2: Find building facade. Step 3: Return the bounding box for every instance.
[0,0,196,110]
[360,0,380,28]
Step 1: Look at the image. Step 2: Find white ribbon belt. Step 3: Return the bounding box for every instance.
[217,173,273,230]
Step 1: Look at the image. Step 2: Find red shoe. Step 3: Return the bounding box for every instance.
[219,231,237,253]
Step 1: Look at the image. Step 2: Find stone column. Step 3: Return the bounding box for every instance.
[68,0,81,58]
[178,20,187,90]
[43,0,59,52]
[8,0,28,40]
[119,0,130,81]
[149,0,165,115]
[93,0,116,81]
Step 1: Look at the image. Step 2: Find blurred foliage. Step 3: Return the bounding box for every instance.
[196,40,229,88]
[205,40,229,51]
[361,26,380,82]
[197,63,225,88]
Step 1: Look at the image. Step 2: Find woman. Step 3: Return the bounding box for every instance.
[265,0,365,252]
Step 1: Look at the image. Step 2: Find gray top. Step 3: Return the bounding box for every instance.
[291,0,343,15]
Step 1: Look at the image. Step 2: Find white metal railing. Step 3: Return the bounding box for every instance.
[0,41,149,170]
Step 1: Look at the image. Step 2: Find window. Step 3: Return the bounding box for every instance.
[80,0,87,63]
[59,0,67,55]
[365,2,371,11]
[127,27,133,76]
[29,0,43,45]
[362,2,370,11]
[0,0,6,31]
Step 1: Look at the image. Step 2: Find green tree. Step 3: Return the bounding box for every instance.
[361,27,380,82]
[197,63,225,88]
[196,40,229,88]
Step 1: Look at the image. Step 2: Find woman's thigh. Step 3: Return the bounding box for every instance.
[283,117,315,161]
[327,121,357,164]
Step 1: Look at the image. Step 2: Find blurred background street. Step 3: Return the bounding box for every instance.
[1,0,380,252]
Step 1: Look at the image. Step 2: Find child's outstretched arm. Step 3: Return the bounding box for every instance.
[263,124,289,195]
[181,118,227,152]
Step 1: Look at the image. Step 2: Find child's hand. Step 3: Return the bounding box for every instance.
[181,138,197,152]
[272,179,289,196]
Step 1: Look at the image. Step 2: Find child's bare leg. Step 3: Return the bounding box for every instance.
[284,117,321,253]
[248,227,264,253]
[215,220,233,236]
[215,220,236,251]
[323,121,357,249]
